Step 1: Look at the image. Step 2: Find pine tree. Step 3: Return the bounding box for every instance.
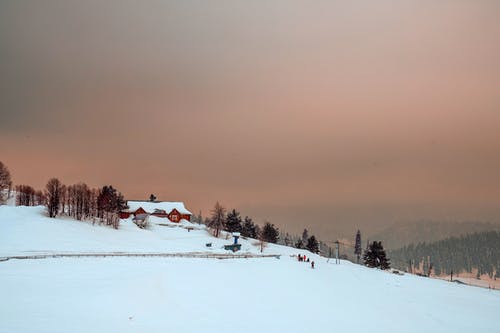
[96,185,126,228]
[295,239,305,249]
[284,232,292,247]
[97,186,126,217]
[225,209,242,233]
[302,229,309,245]
[306,235,319,253]
[354,230,362,264]
[388,231,500,278]
[241,216,258,238]
[363,241,390,270]
[261,222,279,243]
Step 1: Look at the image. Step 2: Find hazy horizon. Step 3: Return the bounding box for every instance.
[1,1,500,239]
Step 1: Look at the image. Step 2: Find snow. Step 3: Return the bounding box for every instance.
[1,190,15,206]
[0,206,286,257]
[0,205,499,333]
[125,201,191,215]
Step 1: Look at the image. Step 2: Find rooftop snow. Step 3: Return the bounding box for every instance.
[126,201,191,215]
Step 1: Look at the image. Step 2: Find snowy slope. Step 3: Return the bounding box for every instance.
[0,205,294,257]
[0,206,499,333]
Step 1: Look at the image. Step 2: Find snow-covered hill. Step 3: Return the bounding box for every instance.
[0,205,295,257]
[0,206,499,333]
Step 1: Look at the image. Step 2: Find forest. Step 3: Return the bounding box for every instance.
[389,231,500,278]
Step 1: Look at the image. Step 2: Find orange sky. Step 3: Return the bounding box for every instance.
[1,1,499,237]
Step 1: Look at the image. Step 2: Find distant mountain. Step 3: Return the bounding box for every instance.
[368,220,500,250]
[388,231,500,278]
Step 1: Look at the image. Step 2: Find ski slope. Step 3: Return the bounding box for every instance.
[0,206,499,333]
[0,206,293,257]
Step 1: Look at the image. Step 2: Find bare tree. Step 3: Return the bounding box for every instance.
[67,183,92,220]
[34,190,46,206]
[15,185,35,206]
[0,161,12,204]
[256,229,267,253]
[89,188,99,223]
[45,178,63,218]
[101,210,120,229]
[208,202,226,238]
[60,184,67,215]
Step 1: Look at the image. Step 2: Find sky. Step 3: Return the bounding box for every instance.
[1,0,499,238]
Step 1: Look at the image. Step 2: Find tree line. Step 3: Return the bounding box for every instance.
[199,202,280,244]
[198,206,392,270]
[0,161,127,229]
[14,185,45,206]
[192,202,323,254]
[389,231,500,278]
[45,178,126,229]
[3,160,389,265]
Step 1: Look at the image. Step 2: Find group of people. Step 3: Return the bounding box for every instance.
[297,254,315,269]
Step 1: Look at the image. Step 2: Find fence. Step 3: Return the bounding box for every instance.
[0,252,281,262]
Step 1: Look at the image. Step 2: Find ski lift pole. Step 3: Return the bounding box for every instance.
[334,240,340,264]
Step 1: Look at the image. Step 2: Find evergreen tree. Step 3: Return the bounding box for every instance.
[363,241,390,270]
[302,228,309,245]
[295,239,305,249]
[354,230,362,264]
[241,216,258,238]
[261,222,279,243]
[97,185,126,217]
[389,231,500,278]
[306,235,319,253]
[284,232,292,247]
[225,209,242,233]
[96,185,126,228]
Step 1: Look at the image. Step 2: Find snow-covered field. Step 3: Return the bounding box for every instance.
[0,206,289,257]
[1,206,499,333]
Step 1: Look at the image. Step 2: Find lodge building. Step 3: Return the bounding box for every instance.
[119,200,192,223]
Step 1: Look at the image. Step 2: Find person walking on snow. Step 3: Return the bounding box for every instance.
[311,261,315,269]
